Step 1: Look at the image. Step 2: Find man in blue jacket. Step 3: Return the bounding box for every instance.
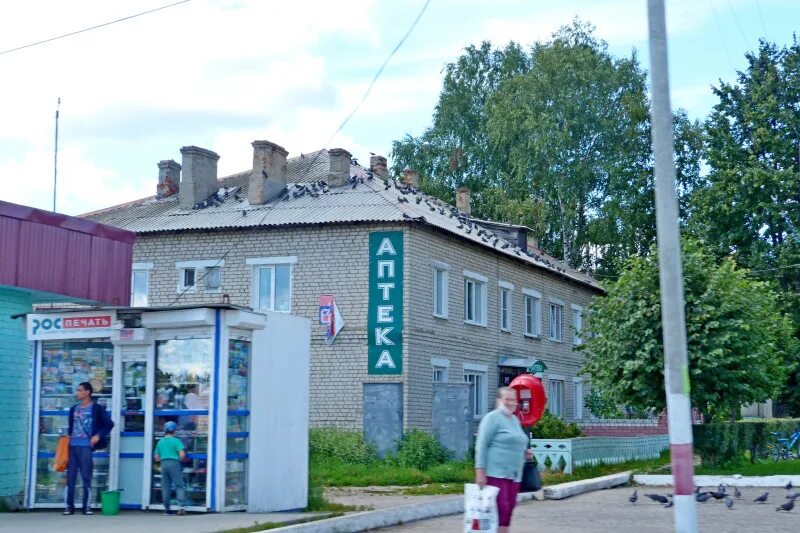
[63,381,114,515]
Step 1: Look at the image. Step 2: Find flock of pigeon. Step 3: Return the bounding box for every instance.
[629,481,800,512]
[180,157,587,281]
[381,173,572,274]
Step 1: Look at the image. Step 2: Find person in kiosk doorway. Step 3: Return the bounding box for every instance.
[474,387,532,533]
[154,421,187,516]
[63,382,114,515]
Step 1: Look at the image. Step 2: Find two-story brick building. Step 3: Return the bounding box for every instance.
[85,140,602,437]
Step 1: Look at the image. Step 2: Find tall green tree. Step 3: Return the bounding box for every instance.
[390,41,530,202]
[690,38,800,414]
[391,21,703,274]
[579,238,796,421]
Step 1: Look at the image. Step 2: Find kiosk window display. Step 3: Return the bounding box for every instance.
[35,339,114,505]
[151,338,212,510]
[25,306,309,513]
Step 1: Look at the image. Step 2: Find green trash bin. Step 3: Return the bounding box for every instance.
[101,489,122,516]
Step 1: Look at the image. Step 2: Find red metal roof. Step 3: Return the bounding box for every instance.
[0,200,135,305]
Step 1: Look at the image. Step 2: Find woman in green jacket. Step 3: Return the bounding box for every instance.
[475,387,531,533]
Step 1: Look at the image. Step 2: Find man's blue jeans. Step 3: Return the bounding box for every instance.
[66,446,93,510]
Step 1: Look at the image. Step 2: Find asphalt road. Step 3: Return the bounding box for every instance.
[377,486,800,533]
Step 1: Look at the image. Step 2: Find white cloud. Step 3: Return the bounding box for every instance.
[0,0,784,217]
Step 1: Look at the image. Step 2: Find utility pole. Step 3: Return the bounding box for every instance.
[646,1,697,532]
[53,97,61,212]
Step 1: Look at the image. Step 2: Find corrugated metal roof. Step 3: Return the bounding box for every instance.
[84,151,601,290]
[1,200,134,304]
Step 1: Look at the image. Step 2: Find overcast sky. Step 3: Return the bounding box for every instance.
[1,0,797,215]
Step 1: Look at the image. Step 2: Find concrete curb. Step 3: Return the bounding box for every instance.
[543,471,632,500]
[265,475,627,533]
[634,474,800,487]
[265,497,464,533]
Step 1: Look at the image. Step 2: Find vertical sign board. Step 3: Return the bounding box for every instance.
[368,231,404,374]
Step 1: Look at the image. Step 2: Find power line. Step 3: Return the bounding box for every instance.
[709,1,737,71]
[725,0,751,48]
[167,0,431,306]
[0,0,192,57]
[323,0,431,147]
[754,0,768,37]
[749,262,800,273]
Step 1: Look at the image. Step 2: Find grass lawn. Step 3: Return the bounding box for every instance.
[311,451,673,496]
[696,459,800,476]
[311,460,475,487]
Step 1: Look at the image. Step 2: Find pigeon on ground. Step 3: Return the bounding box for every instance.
[645,494,669,504]
[629,490,638,504]
[696,492,711,503]
[734,487,741,499]
[694,486,701,494]
[786,482,793,491]
[718,483,726,494]
[754,492,769,503]
[786,491,800,499]
[724,496,734,510]
[776,498,794,512]
[710,491,726,500]
[663,499,673,508]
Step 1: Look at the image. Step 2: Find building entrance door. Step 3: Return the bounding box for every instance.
[117,347,149,508]
[498,365,526,387]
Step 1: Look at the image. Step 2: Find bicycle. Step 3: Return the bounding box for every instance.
[762,426,800,461]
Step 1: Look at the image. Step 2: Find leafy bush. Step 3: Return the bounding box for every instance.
[693,418,800,467]
[529,410,583,439]
[584,388,620,419]
[393,429,449,470]
[309,428,376,465]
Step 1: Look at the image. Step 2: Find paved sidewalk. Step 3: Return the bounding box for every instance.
[0,509,327,533]
[325,486,457,510]
[379,485,800,533]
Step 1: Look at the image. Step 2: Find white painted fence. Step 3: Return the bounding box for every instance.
[531,435,669,474]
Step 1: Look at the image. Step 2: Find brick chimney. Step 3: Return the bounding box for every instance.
[456,186,471,214]
[179,146,220,210]
[370,154,388,178]
[327,148,352,187]
[249,140,289,205]
[403,168,419,188]
[156,159,181,198]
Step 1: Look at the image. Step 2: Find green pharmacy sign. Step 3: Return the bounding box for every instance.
[528,359,548,375]
[367,231,404,374]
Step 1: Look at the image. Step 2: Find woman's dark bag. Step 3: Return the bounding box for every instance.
[520,461,542,492]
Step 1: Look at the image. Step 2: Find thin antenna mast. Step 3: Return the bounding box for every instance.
[53,97,61,212]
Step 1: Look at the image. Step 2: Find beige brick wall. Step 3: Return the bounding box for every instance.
[134,223,407,429]
[134,222,599,431]
[405,225,599,432]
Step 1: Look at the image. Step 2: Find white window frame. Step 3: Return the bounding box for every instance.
[205,266,222,292]
[573,377,584,420]
[246,256,298,313]
[523,288,542,338]
[432,261,450,319]
[431,357,450,383]
[463,270,488,327]
[131,262,153,306]
[499,281,513,332]
[571,304,584,345]
[463,363,489,419]
[549,298,564,342]
[175,259,225,294]
[547,374,565,417]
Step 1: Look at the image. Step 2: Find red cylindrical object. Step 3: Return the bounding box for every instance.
[508,373,547,426]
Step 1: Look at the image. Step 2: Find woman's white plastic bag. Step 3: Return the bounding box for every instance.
[463,483,500,533]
